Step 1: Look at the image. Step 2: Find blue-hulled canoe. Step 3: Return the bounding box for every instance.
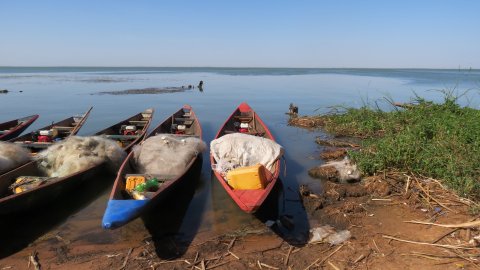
[102,105,202,229]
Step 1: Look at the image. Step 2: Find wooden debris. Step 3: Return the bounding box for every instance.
[29,251,41,270]
[205,260,233,270]
[382,235,476,250]
[304,244,344,270]
[353,253,367,263]
[413,178,456,213]
[327,261,341,270]
[228,251,240,260]
[259,262,280,269]
[431,228,460,244]
[227,237,236,250]
[372,239,383,255]
[404,220,480,228]
[118,248,133,270]
[285,246,293,266]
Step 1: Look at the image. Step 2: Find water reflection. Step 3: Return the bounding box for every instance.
[141,157,203,259]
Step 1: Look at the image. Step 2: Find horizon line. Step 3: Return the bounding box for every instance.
[0,66,478,70]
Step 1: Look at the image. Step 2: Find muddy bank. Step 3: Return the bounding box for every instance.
[96,86,194,95]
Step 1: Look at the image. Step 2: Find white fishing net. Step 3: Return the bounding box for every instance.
[210,133,284,174]
[35,136,127,177]
[0,141,31,174]
[133,134,206,176]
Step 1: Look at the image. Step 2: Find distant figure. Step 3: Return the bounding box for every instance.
[289,103,298,115]
[198,80,204,92]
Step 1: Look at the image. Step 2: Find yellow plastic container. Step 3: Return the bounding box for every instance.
[125,175,145,192]
[227,164,266,190]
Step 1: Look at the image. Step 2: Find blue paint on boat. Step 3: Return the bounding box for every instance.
[102,199,149,229]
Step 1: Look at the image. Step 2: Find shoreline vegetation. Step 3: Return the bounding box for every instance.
[292,92,480,203]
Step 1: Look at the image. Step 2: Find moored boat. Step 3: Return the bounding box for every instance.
[94,108,154,152]
[102,105,204,229]
[9,107,93,153]
[210,102,283,213]
[0,115,39,141]
[0,109,154,215]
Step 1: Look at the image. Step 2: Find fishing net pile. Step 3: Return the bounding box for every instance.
[210,133,284,174]
[35,136,127,177]
[133,134,206,176]
[0,141,31,174]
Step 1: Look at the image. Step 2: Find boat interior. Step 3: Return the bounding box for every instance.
[221,110,266,137]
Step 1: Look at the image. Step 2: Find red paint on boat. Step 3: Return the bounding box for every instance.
[210,102,281,213]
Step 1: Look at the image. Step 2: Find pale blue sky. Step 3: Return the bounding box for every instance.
[1,1,479,68]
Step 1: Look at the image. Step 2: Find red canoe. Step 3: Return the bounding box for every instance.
[0,115,39,141]
[210,102,282,213]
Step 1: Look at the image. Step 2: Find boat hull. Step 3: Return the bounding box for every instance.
[0,115,39,141]
[102,105,203,229]
[0,161,106,215]
[210,102,281,213]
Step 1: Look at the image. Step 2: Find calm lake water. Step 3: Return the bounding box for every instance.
[0,67,479,256]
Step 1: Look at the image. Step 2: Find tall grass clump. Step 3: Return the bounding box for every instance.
[322,93,480,199]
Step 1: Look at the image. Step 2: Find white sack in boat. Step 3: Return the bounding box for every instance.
[35,136,127,177]
[0,141,31,174]
[210,133,284,174]
[133,134,206,176]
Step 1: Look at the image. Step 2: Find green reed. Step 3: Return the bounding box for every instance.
[321,93,480,199]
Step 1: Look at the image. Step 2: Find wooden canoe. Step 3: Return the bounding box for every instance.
[9,107,93,153]
[94,108,154,152]
[0,115,39,141]
[210,102,281,213]
[102,105,203,229]
[0,109,154,215]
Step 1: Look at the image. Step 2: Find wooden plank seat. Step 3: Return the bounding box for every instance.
[128,120,148,126]
[233,116,253,122]
[153,133,198,138]
[224,130,265,136]
[174,118,194,125]
[53,126,75,131]
[104,134,140,140]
